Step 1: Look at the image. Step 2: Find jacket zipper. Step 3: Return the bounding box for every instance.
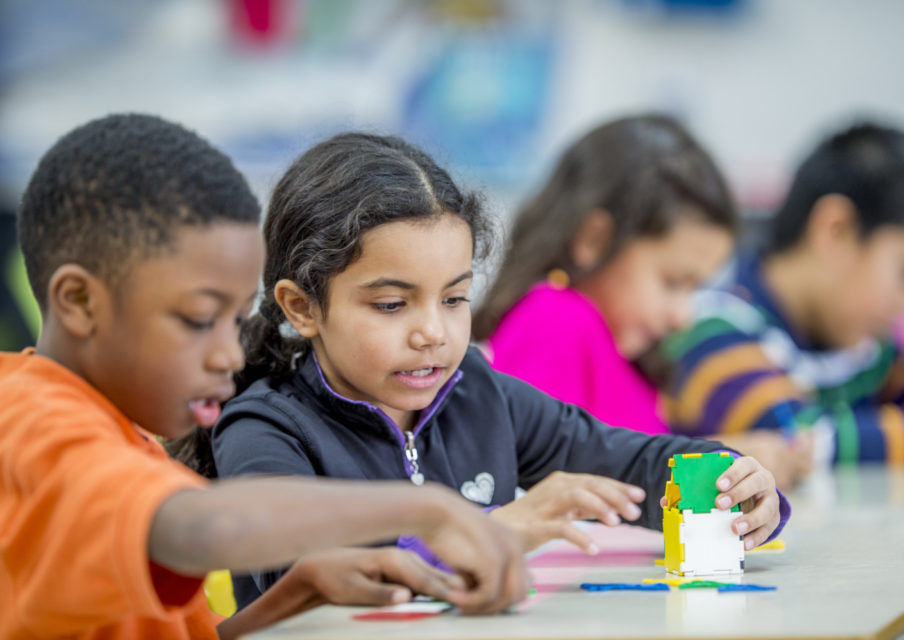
[404,431,424,486]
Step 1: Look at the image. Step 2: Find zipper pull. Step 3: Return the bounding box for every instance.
[404,431,425,486]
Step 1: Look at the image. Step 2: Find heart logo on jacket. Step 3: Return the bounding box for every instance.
[460,472,495,505]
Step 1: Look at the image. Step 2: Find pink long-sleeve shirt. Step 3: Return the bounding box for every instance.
[486,283,668,434]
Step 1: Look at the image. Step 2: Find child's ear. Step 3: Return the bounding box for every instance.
[807,194,859,257]
[46,264,104,339]
[274,279,321,338]
[571,209,614,270]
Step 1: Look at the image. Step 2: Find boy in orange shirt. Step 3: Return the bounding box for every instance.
[0,113,527,640]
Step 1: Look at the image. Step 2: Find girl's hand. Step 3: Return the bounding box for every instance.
[490,471,646,554]
[714,456,780,549]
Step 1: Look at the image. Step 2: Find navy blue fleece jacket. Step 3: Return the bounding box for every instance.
[212,347,784,608]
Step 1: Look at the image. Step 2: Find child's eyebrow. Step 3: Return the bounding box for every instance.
[361,271,472,291]
[446,271,473,287]
[361,278,415,290]
[192,288,232,302]
[188,288,258,306]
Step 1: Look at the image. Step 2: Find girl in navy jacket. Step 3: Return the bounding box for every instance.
[207,132,788,608]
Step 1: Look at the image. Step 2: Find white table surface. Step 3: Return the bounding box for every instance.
[246,465,904,640]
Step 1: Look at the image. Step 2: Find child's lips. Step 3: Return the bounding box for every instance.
[188,387,234,428]
[394,366,445,389]
[189,399,221,428]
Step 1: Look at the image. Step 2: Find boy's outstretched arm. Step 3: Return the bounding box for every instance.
[149,478,528,615]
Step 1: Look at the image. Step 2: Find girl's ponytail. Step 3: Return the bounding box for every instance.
[235,296,308,395]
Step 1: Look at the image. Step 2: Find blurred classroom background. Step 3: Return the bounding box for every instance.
[2,0,903,349]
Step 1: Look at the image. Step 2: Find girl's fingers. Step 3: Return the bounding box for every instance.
[601,479,646,503]
[713,458,780,544]
[585,480,644,521]
[567,485,642,526]
[559,488,621,526]
[715,456,758,492]
[534,473,644,524]
[731,491,779,537]
[562,473,644,502]
[740,511,780,550]
[715,470,774,511]
[540,520,599,555]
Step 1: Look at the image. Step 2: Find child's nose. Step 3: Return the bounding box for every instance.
[410,310,446,349]
[208,330,246,373]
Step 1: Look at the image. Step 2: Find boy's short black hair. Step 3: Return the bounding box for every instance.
[770,121,904,254]
[18,113,260,310]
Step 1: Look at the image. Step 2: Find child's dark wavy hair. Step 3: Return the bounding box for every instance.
[472,114,736,343]
[238,131,492,393]
[172,132,492,476]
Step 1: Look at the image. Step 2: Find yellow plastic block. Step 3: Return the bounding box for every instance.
[664,480,682,509]
[747,538,786,553]
[204,570,237,617]
[663,507,684,574]
[643,577,696,587]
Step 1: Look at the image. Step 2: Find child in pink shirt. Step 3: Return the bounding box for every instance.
[474,115,737,434]
[487,282,667,432]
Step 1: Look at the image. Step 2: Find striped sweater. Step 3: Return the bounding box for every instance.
[664,254,904,464]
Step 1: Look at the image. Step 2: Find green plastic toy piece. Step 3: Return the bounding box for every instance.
[677,580,731,589]
[671,452,738,513]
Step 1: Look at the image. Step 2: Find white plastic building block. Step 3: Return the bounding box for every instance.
[676,508,744,576]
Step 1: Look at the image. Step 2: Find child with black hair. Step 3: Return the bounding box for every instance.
[210,131,788,608]
[0,114,528,640]
[666,121,904,470]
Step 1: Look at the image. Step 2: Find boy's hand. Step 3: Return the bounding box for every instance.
[415,485,529,615]
[288,547,467,606]
[714,456,780,549]
[489,471,646,554]
[218,547,472,640]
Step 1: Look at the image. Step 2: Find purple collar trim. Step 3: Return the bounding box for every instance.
[310,351,464,447]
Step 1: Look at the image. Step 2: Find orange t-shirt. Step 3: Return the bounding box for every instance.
[0,351,221,639]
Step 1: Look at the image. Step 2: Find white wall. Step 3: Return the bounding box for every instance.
[2,0,903,218]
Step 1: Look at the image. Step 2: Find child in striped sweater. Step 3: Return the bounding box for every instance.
[665,122,904,478]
